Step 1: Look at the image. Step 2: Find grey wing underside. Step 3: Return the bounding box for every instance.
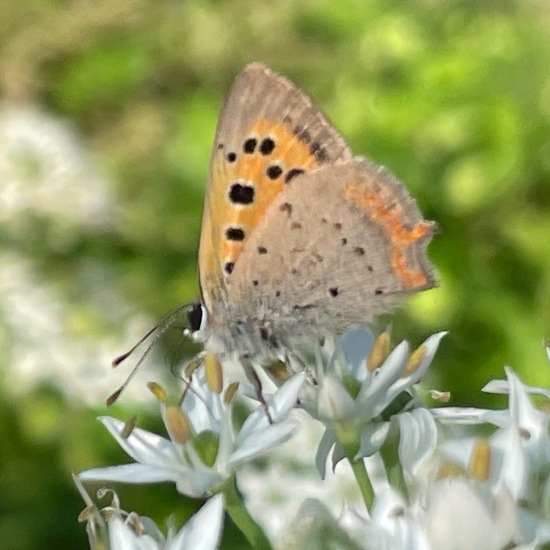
[226,157,436,338]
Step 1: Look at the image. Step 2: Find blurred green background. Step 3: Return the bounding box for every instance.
[1,0,550,548]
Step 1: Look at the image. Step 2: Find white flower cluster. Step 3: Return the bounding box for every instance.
[0,102,113,243]
[78,330,550,550]
[0,104,156,405]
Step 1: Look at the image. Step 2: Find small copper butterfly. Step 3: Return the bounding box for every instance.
[185,63,436,375]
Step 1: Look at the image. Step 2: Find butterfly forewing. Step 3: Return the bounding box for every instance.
[198,63,352,313]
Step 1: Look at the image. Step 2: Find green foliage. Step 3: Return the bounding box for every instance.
[1,0,549,548]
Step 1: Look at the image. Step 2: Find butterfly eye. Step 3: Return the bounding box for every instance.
[186,302,207,333]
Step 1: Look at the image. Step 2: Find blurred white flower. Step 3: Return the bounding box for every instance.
[420,478,516,550]
[0,102,113,244]
[238,410,362,540]
[0,103,156,406]
[0,251,155,405]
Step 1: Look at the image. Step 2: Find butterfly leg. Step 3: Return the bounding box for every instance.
[242,358,273,424]
[176,352,205,408]
[285,351,318,386]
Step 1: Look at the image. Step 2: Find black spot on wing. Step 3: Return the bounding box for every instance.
[243,138,257,153]
[224,262,235,274]
[267,165,283,180]
[229,183,254,205]
[225,227,245,241]
[259,137,276,155]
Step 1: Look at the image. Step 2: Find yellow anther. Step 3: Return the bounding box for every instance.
[224,382,239,405]
[436,461,464,479]
[430,390,451,403]
[165,406,192,444]
[77,505,97,523]
[184,355,203,379]
[204,352,223,394]
[405,344,426,375]
[266,360,290,381]
[121,415,138,439]
[367,331,391,371]
[147,381,167,402]
[468,439,491,481]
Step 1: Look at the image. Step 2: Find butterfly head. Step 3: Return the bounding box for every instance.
[185,301,208,340]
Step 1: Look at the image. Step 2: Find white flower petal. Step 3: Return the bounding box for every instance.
[169,495,224,550]
[422,479,516,550]
[316,376,356,420]
[238,373,305,436]
[229,420,299,466]
[175,471,224,499]
[340,326,374,379]
[108,516,160,550]
[484,378,550,400]
[430,407,508,426]
[397,408,438,478]
[357,422,391,458]
[438,438,476,470]
[183,375,224,434]
[359,341,410,408]
[315,428,336,479]
[375,332,447,412]
[80,464,181,485]
[99,416,181,465]
[491,426,527,500]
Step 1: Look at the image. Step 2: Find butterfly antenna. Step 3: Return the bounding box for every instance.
[107,306,191,406]
[111,324,160,368]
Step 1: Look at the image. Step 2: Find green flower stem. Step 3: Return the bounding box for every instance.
[349,455,375,509]
[339,437,374,510]
[223,477,274,550]
[379,433,408,499]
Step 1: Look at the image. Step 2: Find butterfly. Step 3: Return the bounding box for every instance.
[184,62,436,376]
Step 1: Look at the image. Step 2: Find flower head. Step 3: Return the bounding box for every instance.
[80,370,305,498]
[306,328,446,476]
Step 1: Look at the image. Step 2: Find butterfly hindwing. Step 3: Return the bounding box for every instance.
[226,158,436,338]
[198,63,353,313]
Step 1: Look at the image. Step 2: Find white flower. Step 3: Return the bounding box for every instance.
[80,371,305,497]
[0,102,112,239]
[0,252,152,405]
[75,473,224,550]
[237,410,363,540]
[106,496,224,550]
[310,330,446,476]
[420,478,516,550]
